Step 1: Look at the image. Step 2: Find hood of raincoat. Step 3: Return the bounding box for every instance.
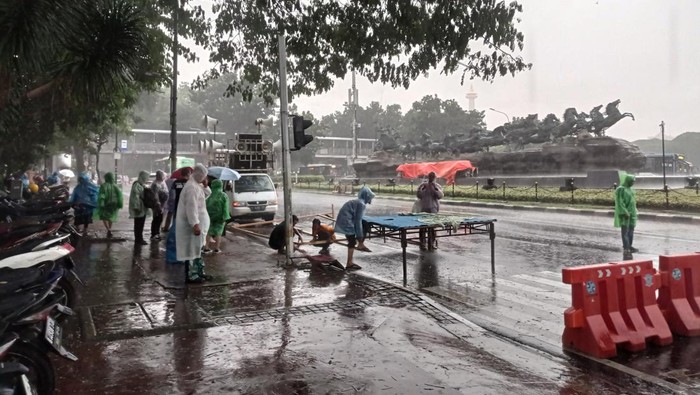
[618,172,635,187]
[137,171,149,184]
[104,172,115,184]
[193,164,208,183]
[357,186,375,204]
[210,179,223,192]
[78,172,91,184]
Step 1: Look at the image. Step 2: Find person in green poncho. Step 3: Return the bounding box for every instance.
[95,172,123,238]
[205,179,230,253]
[614,172,638,255]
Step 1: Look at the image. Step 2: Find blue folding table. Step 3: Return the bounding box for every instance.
[363,214,497,286]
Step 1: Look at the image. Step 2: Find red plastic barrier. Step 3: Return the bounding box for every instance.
[562,260,672,358]
[658,253,700,336]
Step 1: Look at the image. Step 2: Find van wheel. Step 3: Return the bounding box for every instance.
[263,214,275,222]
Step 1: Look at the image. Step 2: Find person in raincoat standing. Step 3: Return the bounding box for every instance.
[205,179,229,253]
[150,170,169,241]
[335,186,375,270]
[176,164,212,283]
[614,172,638,255]
[95,172,123,238]
[129,170,150,245]
[70,172,99,236]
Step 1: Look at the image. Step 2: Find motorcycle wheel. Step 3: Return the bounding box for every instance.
[56,277,76,310]
[6,342,55,395]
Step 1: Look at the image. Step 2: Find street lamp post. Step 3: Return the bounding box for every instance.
[489,107,511,124]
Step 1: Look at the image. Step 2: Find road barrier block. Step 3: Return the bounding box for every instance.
[658,253,700,336]
[562,260,672,358]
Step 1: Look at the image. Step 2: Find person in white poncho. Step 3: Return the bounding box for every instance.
[176,164,212,283]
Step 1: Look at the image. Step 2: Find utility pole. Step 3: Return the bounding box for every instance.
[169,0,179,173]
[660,121,669,209]
[113,127,119,178]
[279,34,294,265]
[349,70,359,160]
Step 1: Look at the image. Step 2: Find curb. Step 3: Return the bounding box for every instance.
[299,188,700,224]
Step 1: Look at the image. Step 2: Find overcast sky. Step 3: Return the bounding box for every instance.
[180,0,700,141]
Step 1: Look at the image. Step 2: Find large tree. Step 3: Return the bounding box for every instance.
[199,0,528,105]
[403,95,485,142]
[0,0,208,174]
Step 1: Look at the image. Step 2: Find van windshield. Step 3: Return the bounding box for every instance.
[235,175,274,193]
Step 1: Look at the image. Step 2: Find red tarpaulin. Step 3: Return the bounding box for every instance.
[396,160,475,185]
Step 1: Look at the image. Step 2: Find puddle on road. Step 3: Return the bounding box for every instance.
[185,267,373,317]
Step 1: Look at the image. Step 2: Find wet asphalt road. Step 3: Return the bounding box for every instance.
[47,190,700,394]
[288,190,700,392]
[288,190,699,283]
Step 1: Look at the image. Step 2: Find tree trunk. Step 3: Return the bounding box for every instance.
[95,143,102,183]
[73,146,86,174]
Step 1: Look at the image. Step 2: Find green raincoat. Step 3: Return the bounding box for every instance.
[95,172,123,222]
[614,172,637,228]
[129,171,150,218]
[206,179,230,236]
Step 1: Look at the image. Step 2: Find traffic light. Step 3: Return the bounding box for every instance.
[291,115,313,150]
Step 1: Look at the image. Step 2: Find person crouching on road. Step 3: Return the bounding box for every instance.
[614,172,638,256]
[268,215,304,254]
[335,186,375,271]
[311,218,336,255]
[206,179,229,253]
[176,164,212,283]
[129,171,150,245]
[95,172,123,238]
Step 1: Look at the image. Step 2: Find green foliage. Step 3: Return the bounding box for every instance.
[294,183,700,213]
[0,0,208,175]
[200,0,529,104]
[403,96,486,142]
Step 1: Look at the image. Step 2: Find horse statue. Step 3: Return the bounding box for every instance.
[551,108,581,140]
[589,99,635,136]
[530,113,560,144]
[586,105,606,136]
[375,132,400,152]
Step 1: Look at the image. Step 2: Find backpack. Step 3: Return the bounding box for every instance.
[143,187,159,209]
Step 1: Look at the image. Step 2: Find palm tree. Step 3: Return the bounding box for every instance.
[0,0,158,172]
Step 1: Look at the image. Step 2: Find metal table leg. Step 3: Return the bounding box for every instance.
[490,222,496,275]
[401,230,408,286]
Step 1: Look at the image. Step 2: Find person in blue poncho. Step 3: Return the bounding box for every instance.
[335,186,375,270]
[70,172,99,236]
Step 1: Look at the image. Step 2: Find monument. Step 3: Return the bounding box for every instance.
[353,100,645,179]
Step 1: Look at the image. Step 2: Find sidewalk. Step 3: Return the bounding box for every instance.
[52,212,649,394]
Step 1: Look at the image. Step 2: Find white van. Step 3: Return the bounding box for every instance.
[226,173,278,221]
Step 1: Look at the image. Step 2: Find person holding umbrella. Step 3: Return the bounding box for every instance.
[206,179,230,253]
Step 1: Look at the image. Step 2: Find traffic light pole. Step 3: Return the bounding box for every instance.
[278,33,294,265]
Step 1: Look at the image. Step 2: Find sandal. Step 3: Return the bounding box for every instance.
[356,246,372,252]
[346,263,362,271]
